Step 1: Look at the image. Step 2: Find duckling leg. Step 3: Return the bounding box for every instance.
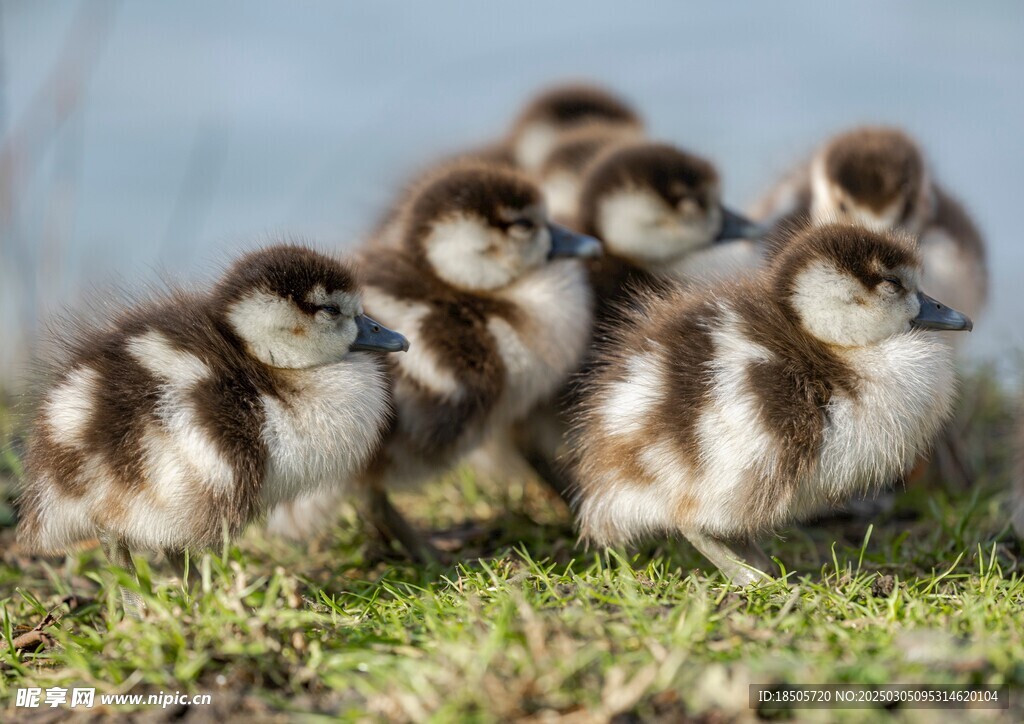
[161,548,190,585]
[99,533,146,619]
[934,425,973,489]
[522,447,574,505]
[366,487,439,565]
[514,412,575,506]
[684,531,774,587]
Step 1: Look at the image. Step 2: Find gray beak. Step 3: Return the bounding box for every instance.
[351,314,410,353]
[548,223,603,259]
[716,207,765,242]
[911,292,973,332]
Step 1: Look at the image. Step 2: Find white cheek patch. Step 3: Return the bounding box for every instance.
[227,290,351,369]
[45,366,100,448]
[791,262,909,347]
[541,170,582,222]
[598,189,715,266]
[513,121,559,171]
[425,217,515,291]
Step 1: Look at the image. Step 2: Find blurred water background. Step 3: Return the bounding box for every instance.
[2,0,1022,387]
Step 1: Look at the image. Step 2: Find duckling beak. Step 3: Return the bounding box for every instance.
[911,292,973,332]
[351,314,410,353]
[716,207,765,242]
[548,223,603,259]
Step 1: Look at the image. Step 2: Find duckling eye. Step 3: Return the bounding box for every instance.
[320,304,341,318]
[509,218,535,234]
[880,277,903,294]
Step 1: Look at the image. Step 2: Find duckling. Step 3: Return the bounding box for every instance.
[577,141,763,324]
[499,141,763,504]
[266,163,601,553]
[753,127,987,490]
[751,126,988,330]
[571,223,972,584]
[505,82,644,173]
[537,122,641,223]
[17,245,407,614]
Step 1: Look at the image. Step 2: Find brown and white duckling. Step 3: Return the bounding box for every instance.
[499,142,763,502]
[577,141,762,324]
[504,82,644,173]
[537,122,641,223]
[751,126,988,332]
[571,224,972,584]
[17,245,407,614]
[266,163,601,555]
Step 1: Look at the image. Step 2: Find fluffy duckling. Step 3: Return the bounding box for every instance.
[501,142,763,503]
[17,245,407,613]
[577,141,762,324]
[267,163,601,554]
[751,126,988,330]
[538,123,641,223]
[505,82,644,173]
[753,127,987,490]
[571,224,972,583]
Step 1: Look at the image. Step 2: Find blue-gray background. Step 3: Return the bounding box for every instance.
[2,1,1021,382]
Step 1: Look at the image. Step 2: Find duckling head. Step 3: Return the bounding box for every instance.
[215,245,408,369]
[811,126,933,236]
[403,163,602,292]
[509,82,643,171]
[577,142,762,266]
[774,223,972,348]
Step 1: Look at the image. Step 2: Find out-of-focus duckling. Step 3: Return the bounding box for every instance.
[504,82,644,173]
[537,122,641,223]
[17,245,407,615]
[571,224,971,584]
[266,163,601,556]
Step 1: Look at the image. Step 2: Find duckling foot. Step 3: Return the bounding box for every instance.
[367,489,440,565]
[99,533,146,619]
[684,531,774,587]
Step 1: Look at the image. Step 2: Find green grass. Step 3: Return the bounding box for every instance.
[0,371,1021,722]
